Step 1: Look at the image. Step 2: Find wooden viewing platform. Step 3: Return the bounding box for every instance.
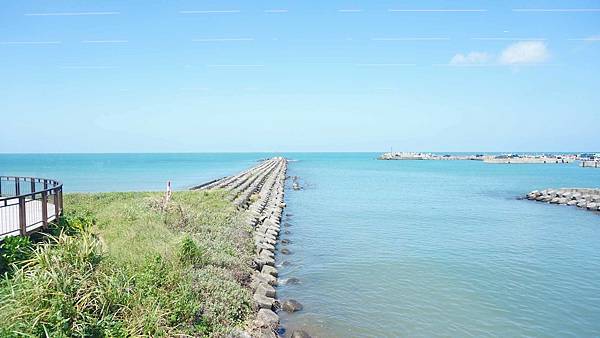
[0,176,63,239]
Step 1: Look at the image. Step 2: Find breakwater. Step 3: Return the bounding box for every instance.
[526,188,600,212]
[195,157,293,337]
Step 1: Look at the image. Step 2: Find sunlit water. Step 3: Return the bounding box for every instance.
[2,153,599,337]
[279,153,600,337]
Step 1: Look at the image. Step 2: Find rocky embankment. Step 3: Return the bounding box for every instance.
[196,157,305,337]
[526,188,600,212]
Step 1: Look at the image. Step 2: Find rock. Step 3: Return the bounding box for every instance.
[291,330,312,338]
[258,328,277,338]
[281,260,292,266]
[255,272,277,286]
[253,293,274,309]
[256,308,279,328]
[587,203,598,210]
[286,277,301,285]
[281,248,292,255]
[256,283,277,298]
[284,230,291,235]
[227,328,252,338]
[262,265,278,277]
[281,299,303,313]
[567,200,578,206]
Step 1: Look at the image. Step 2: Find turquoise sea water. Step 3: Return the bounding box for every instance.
[2,153,600,337]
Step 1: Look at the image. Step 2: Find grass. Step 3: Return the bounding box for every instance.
[0,190,255,337]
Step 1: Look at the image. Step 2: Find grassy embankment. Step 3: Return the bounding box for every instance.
[0,190,255,337]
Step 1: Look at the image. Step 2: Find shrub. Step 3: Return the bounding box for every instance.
[178,235,206,267]
[0,235,33,276]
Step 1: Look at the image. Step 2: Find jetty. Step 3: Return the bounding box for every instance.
[194,157,288,336]
[378,152,483,161]
[526,188,600,212]
[581,160,599,168]
[377,152,597,165]
[0,176,63,239]
[483,155,573,164]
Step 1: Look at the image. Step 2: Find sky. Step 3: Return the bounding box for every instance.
[1,0,599,153]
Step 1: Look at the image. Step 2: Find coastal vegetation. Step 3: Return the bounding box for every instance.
[0,190,255,337]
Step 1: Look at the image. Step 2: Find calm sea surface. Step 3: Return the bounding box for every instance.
[2,153,600,337]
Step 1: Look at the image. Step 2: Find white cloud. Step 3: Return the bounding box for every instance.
[450,52,490,65]
[498,41,549,64]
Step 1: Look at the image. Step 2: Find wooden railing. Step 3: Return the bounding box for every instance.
[0,176,63,239]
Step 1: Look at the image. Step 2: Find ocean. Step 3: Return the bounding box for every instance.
[2,153,600,337]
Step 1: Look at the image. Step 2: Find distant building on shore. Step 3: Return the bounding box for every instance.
[378,152,599,165]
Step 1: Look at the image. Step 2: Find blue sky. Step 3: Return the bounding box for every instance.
[1,0,599,153]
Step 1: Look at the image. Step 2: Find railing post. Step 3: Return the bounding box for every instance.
[15,178,20,195]
[42,191,48,229]
[30,178,35,195]
[54,189,60,219]
[59,188,63,214]
[19,196,27,236]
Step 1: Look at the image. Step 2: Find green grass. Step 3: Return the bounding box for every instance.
[0,190,255,337]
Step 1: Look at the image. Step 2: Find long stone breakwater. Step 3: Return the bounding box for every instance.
[194,157,291,337]
[526,188,600,212]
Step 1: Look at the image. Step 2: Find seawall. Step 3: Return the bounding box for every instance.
[194,157,288,337]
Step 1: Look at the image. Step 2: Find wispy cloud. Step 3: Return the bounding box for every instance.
[568,35,600,41]
[60,65,117,69]
[180,10,240,14]
[0,41,61,45]
[82,40,128,44]
[499,41,549,64]
[25,11,120,16]
[472,37,546,41]
[264,9,288,13]
[388,9,487,12]
[513,8,600,12]
[180,87,209,91]
[450,52,491,65]
[355,63,417,67]
[206,64,264,68]
[338,9,363,13]
[192,38,254,42]
[373,37,450,41]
